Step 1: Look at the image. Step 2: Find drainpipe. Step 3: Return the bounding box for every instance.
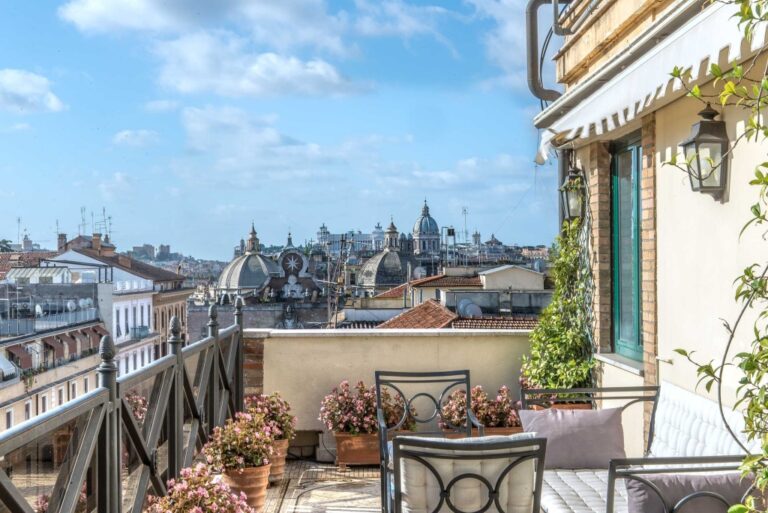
[557,148,570,226]
[553,0,602,36]
[527,0,571,101]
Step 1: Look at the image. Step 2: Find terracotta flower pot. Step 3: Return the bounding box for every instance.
[443,426,524,439]
[334,432,379,469]
[270,439,290,484]
[222,464,271,513]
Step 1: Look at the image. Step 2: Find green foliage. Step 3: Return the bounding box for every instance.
[0,240,12,253]
[670,3,768,511]
[522,218,594,389]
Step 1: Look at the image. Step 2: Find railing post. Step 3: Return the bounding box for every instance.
[97,335,121,513]
[167,316,183,480]
[234,297,244,412]
[207,304,220,430]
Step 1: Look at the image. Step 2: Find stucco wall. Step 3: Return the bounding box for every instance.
[654,92,763,407]
[596,361,646,457]
[479,267,544,291]
[251,329,532,431]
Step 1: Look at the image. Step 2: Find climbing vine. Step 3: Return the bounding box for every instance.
[522,218,594,390]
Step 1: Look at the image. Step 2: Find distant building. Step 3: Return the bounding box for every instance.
[130,244,156,260]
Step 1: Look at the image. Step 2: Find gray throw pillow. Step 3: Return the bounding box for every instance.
[626,472,751,513]
[518,407,624,469]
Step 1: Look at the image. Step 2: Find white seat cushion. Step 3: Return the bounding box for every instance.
[541,469,628,513]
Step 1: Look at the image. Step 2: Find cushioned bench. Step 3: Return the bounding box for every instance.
[522,382,751,513]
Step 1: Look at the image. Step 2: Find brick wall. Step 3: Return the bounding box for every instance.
[586,141,613,354]
[640,114,658,435]
[243,335,265,395]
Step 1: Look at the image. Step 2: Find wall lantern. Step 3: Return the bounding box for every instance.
[560,166,585,220]
[681,103,729,200]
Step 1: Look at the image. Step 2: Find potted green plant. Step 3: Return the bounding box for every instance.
[147,463,255,513]
[245,392,296,484]
[203,412,275,512]
[319,380,413,467]
[440,385,523,436]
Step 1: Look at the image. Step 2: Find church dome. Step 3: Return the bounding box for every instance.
[359,249,408,289]
[413,201,439,236]
[217,252,280,292]
[218,224,280,293]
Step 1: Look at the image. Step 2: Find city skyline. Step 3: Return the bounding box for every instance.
[0,1,558,260]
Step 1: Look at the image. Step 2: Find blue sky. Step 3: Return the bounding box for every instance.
[0,0,557,260]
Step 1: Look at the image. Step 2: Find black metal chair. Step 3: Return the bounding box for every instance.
[391,435,547,513]
[375,370,485,513]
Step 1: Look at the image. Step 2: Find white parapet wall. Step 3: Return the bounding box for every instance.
[244,328,533,432]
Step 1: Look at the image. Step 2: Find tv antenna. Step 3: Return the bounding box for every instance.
[461,207,469,244]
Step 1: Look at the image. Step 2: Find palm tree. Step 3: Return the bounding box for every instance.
[0,239,13,252]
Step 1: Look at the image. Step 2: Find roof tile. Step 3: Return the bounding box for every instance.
[377,299,458,329]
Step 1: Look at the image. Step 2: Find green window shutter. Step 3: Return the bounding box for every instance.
[612,141,643,361]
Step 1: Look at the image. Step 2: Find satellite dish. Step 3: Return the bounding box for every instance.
[67,300,77,312]
[457,299,482,318]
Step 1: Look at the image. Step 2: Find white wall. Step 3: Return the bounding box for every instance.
[113,295,153,343]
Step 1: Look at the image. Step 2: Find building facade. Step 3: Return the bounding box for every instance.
[529,0,764,429]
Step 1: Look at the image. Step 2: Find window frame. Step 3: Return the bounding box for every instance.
[611,136,644,361]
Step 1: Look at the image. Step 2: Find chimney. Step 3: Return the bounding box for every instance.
[57,233,67,252]
[92,233,102,253]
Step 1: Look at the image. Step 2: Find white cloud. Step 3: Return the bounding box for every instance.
[112,129,159,147]
[1,123,31,133]
[466,0,557,90]
[144,99,179,112]
[0,69,65,113]
[155,32,359,97]
[355,0,448,36]
[59,0,347,54]
[98,172,132,200]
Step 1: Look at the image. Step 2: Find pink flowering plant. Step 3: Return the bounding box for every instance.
[203,411,275,471]
[124,390,148,424]
[35,485,87,513]
[440,385,520,429]
[146,463,254,513]
[245,392,296,441]
[318,380,416,434]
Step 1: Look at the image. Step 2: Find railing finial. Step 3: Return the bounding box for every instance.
[207,303,218,327]
[99,335,116,362]
[170,315,181,339]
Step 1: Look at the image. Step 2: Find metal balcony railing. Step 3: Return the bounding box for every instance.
[128,325,150,340]
[0,299,245,513]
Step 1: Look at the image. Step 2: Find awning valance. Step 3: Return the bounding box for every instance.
[42,337,64,359]
[61,333,77,356]
[5,345,32,370]
[536,2,768,162]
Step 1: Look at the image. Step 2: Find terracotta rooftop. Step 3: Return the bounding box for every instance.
[377,299,458,329]
[451,316,539,330]
[0,252,58,279]
[373,282,408,298]
[73,249,185,282]
[374,274,481,299]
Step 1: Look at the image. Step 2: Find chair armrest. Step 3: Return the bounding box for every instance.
[604,454,747,513]
[466,409,485,436]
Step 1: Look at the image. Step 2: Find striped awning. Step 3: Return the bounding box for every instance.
[5,344,32,370]
[42,336,64,359]
[535,2,768,161]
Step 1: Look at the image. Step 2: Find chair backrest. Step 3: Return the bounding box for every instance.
[649,381,750,457]
[392,435,547,513]
[375,370,474,438]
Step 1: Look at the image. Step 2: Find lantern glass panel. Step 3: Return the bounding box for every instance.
[566,188,582,217]
[698,141,722,188]
[683,141,700,191]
